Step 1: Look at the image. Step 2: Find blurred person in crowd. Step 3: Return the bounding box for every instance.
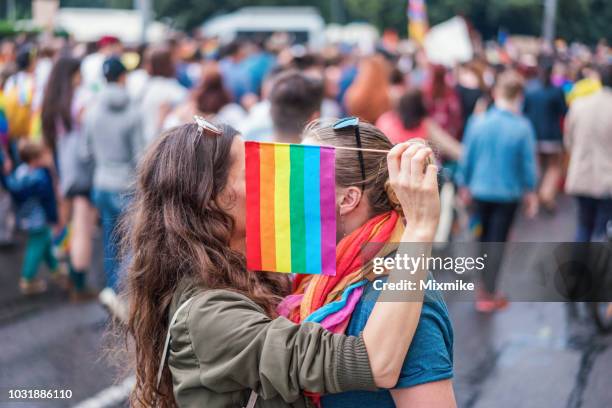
[566,63,602,104]
[0,39,17,66]
[4,141,62,295]
[267,69,324,144]
[459,70,538,313]
[81,36,122,93]
[241,38,276,97]
[409,48,429,88]
[335,51,358,112]
[140,46,188,146]
[564,64,612,242]
[167,36,199,89]
[3,43,37,161]
[344,55,391,123]
[290,50,342,119]
[551,60,573,92]
[455,62,487,138]
[219,40,251,104]
[237,65,284,141]
[81,57,142,317]
[164,61,245,128]
[41,56,96,301]
[294,122,455,408]
[523,63,568,212]
[319,67,343,119]
[126,44,150,102]
[388,67,409,108]
[0,66,16,244]
[33,43,55,110]
[376,88,462,161]
[423,64,463,140]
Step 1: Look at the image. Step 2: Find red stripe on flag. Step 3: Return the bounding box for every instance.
[245,142,262,270]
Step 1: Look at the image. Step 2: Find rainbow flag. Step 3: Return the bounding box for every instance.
[408,0,429,44]
[245,142,336,276]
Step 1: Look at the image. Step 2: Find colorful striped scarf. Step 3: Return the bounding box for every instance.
[278,210,404,333]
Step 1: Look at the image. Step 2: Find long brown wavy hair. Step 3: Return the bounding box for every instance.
[121,123,290,407]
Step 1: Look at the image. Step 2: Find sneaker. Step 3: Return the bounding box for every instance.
[20,278,47,295]
[99,287,128,323]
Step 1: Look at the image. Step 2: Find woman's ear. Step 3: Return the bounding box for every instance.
[337,186,363,216]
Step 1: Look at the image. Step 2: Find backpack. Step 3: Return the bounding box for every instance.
[4,74,35,140]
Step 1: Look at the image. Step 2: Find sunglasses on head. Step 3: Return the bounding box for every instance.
[192,115,222,146]
[333,116,366,188]
[194,115,222,136]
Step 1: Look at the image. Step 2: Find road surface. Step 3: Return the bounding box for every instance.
[0,195,610,408]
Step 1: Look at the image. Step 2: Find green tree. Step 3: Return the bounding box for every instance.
[9,0,612,44]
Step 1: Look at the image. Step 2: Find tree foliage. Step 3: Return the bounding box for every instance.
[6,0,611,44]
[153,0,612,44]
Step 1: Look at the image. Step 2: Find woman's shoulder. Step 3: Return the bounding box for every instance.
[173,287,266,325]
[189,289,264,311]
[174,287,270,334]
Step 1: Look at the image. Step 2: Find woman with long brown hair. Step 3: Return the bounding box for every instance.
[123,118,440,407]
[41,56,95,300]
[344,55,392,123]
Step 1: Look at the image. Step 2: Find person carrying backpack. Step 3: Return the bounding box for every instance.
[4,44,38,162]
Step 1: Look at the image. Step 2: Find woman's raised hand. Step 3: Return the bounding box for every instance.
[387,141,440,241]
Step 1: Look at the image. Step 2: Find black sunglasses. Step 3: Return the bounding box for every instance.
[333,116,366,188]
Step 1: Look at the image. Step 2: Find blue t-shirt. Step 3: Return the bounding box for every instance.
[321,276,454,408]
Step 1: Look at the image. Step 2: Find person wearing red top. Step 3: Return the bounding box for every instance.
[377,89,461,161]
[422,65,463,140]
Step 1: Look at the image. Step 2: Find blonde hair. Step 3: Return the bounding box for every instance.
[303,119,402,215]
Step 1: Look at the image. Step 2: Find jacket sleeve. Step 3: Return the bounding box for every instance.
[181,290,376,402]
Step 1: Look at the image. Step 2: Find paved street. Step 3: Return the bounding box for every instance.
[0,195,610,408]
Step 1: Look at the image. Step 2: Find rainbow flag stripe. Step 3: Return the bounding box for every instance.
[245,142,336,276]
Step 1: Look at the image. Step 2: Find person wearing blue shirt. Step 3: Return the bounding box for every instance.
[523,63,568,211]
[322,275,454,408]
[219,40,251,103]
[458,69,538,312]
[5,141,60,295]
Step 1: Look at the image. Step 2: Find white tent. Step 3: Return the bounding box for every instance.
[202,7,325,49]
[325,23,379,53]
[56,8,170,44]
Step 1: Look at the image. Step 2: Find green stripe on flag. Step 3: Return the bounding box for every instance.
[289,145,306,273]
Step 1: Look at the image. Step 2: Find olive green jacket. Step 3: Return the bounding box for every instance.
[167,283,377,407]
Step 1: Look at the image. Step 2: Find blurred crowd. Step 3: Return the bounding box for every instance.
[0,29,611,315]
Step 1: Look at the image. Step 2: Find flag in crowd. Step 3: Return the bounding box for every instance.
[245,142,337,275]
[407,0,429,44]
